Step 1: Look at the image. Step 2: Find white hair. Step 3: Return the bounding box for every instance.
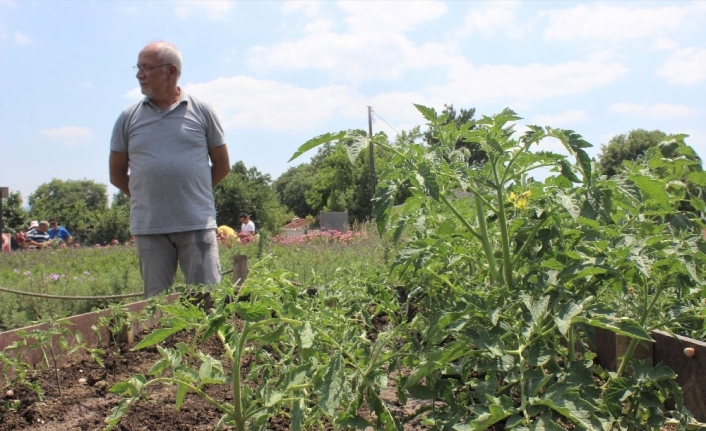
[145,41,182,79]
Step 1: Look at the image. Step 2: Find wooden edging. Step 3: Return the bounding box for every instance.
[595,328,706,421]
[1,255,250,387]
[0,293,180,387]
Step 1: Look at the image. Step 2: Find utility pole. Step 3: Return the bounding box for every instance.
[367,106,376,201]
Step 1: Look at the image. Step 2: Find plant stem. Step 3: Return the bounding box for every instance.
[492,162,514,289]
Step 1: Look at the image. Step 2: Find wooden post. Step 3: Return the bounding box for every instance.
[232,254,248,286]
[0,187,8,235]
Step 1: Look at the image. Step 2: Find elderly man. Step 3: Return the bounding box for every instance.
[109,40,230,298]
[26,221,51,249]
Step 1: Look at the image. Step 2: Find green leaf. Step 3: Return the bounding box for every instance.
[456,403,512,430]
[288,131,347,162]
[147,358,170,376]
[199,356,214,381]
[235,302,271,322]
[201,314,226,343]
[343,132,370,164]
[264,388,283,407]
[687,170,706,186]
[628,174,670,210]
[530,413,567,431]
[524,295,550,326]
[175,382,188,410]
[290,399,305,431]
[103,398,132,431]
[525,343,552,366]
[534,383,602,431]
[299,321,314,349]
[133,325,187,350]
[414,104,438,123]
[337,415,371,430]
[576,315,653,341]
[318,352,345,416]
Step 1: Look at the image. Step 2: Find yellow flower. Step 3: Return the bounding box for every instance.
[508,189,531,210]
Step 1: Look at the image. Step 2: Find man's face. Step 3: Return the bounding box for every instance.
[50,221,58,230]
[136,49,171,99]
[38,224,48,233]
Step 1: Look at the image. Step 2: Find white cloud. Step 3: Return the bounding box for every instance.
[532,109,588,126]
[281,1,321,17]
[303,19,334,34]
[247,0,452,82]
[13,31,32,44]
[39,126,94,147]
[434,60,627,104]
[610,102,694,118]
[248,31,459,82]
[542,4,689,42]
[457,1,527,38]
[184,76,363,132]
[656,47,706,85]
[653,38,679,51]
[339,1,447,33]
[174,0,232,20]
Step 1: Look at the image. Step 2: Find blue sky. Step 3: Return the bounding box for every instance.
[1,0,705,202]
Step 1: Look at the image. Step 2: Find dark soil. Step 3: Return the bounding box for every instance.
[0,329,429,431]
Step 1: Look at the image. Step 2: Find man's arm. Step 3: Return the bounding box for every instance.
[109,151,131,196]
[209,144,230,188]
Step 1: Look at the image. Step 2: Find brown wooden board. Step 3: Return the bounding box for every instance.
[0,294,179,387]
[652,330,706,422]
[595,327,706,422]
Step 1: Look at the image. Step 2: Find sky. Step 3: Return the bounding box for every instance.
[1,0,705,203]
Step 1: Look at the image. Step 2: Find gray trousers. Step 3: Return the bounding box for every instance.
[134,229,221,298]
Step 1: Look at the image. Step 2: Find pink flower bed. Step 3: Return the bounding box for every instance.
[270,230,367,245]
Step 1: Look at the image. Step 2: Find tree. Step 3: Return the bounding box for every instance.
[88,195,131,245]
[304,139,378,223]
[28,179,109,243]
[273,164,316,218]
[596,129,670,177]
[1,191,28,233]
[423,104,485,166]
[214,161,291,234]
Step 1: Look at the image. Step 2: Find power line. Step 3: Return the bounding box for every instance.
[371,110,399,136]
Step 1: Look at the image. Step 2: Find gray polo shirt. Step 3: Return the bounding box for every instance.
[110,89,226,235]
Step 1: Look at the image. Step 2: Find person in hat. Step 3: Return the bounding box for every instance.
[14,221,38,249]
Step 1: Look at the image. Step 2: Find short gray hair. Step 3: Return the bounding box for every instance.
[147,41,183,79]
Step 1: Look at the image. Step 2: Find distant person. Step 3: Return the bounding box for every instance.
[109,40,230,299]
[216,225,236,242]
[238,213,256,242]
[14,220,38,249]
[48,218,72,246]
[26,221,51,249]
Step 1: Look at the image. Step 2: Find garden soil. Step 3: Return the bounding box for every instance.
[1,329,681,431]
[0,329,430,431]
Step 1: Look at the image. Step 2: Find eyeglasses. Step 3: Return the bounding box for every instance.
[133,63,172,73]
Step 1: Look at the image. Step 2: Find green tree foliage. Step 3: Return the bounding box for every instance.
[305,140,377,223]
[28,179,108,243]
[636,136,706,220]
[596,129,670,177]
[273,164,316,218]
[214,161,291,234]
[88,194,131,245]
[1,190,28,233]
[423,104,485,166]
